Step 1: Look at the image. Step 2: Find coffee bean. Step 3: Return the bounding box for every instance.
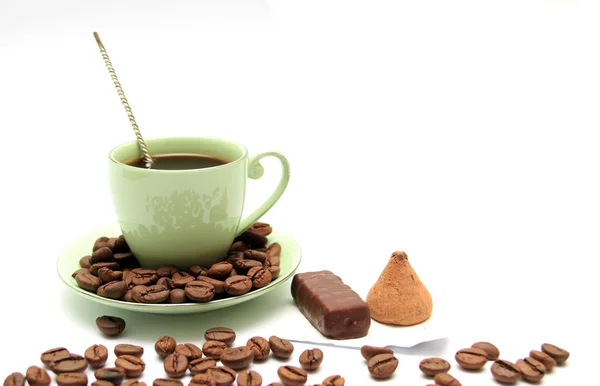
[189,374,216,386]
[266,243,281,257]
[455,347,488,370]
[185,281,215,302]
[419,357,451,376]
[237,230,268,248]
[56,372,88,386]
[96,315,126,336]
[277,366,307,386]
[249,268,272,289]
[114,344,144,358]
[91,381,114,386]
[97,281,128,299]
[131,269,159,286]
[516,357,546,382]
[112,235,128,252]
[113,253,135,264]
[490,360,521,384]
[321,376,344,386]
[206,367,236,386]
[189,357,218,374]
[205,327,237,346]
[221,346,254,370]
[72,268,91,278]
[203,341,228,360]
[122,290,134,302]
[367,353,398,379]
[93,237,114,252]
[155,336,177,358]
[299,348,323,371]
[26,366,51,386]
[171,344,202,361]
[84,344,108,369]
[98,268,124,284]
[94,368,126,386]
[91,263,120,276]
[264,255,280,269]
[233,260,262,273]
[76,272,103,292]
[164,352,188,378]
[189,265,206,277]
[530,350,557,371]
[208,262,233,280]
[359,345,393,361]
[152,379,183,386]
[195,277,225,294]
[134,284,170,303]
[3,373,25,386]
[246,336,270,361]
[157,265,179,278]
[229,241,249,253]
[80,256,92,268]
[541,343,569,364]
[156,277,176,290]
[41,347,71,366]
[169,289,187,303]
[433,373,462,386]
[267,266,280,280]
[269,336,294,359]
[91,247,114,264]
[248,222,272,236]
[172,273,195,288]
[471,342,499,361]
[122,381,146,386]
[236,370,262,386]
[49,354,88,374]
[115,355,146,378]
[243,250,267,264]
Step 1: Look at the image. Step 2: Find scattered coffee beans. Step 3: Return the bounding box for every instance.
[516,357,546,382]
[299,348,324,371]
[155,336,177,358]
[3,373,25,386]
[322,375,344,386]
[163,352,188,378]
[85,344,109,369]
[541,343,570,364]
[277,366,307,386]
[454,347,488,370]
[115,355,146,377]
[530,349,557,370]
[96,316,126,337]
[246,336,270,361]
[114,344,144,358]
[359,345,393,361]
[236,370,262,386]
[269,336,294,359]
[419,357,451,376]
[56,372,88,386]
[471,341,499,361]
[175,343,203,360]
[72,222,282,305]
[367,353,398,379]
[491,360,521,384]
[221,346,254,370]
[433,372,462,386]
[205,328,236,346]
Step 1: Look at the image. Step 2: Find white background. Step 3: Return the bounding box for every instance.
[0,0,598,384]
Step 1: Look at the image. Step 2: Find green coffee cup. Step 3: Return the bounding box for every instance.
[108,136,290,269]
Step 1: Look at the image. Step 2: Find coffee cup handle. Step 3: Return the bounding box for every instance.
[236,151,291,235]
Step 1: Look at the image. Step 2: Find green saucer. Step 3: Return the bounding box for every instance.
[56,223,302,314]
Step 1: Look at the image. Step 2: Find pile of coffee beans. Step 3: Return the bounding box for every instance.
[72,223,282,305]
[416,341,570,385]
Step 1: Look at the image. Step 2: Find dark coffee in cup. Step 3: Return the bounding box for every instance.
[124,153,229,170]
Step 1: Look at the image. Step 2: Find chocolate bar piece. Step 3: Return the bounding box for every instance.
[291,270,371,340]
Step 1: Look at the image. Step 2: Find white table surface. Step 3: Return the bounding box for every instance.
[1,0,598,384]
